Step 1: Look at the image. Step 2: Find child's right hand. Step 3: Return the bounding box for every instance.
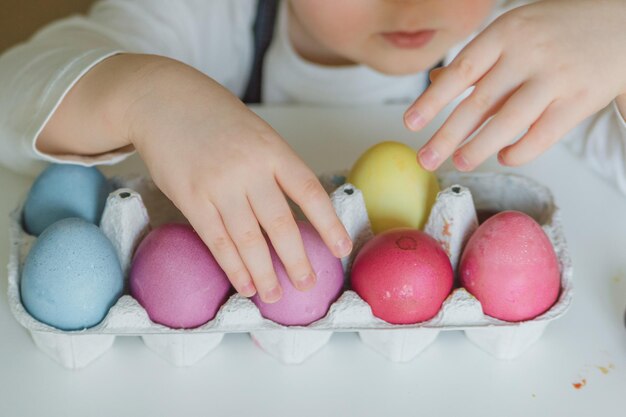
[38,54,353,303]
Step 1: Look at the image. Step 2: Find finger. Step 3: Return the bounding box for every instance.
[184,201,257,298]
[248,180,316,292]
[498,99,593,166]
[418,62,523,170]
[214,194,282,304]
[404,32,502,131]
[453,81,554,171]
[276,158,352,259]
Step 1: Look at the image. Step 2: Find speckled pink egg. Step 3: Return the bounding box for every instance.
[351,229,454,324]
[252,221,344,326]
[459,211,560,322]
[130,223,232,329]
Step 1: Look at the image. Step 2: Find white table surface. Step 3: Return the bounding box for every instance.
[1,104,625,417]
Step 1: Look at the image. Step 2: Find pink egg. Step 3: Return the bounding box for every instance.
[459,211,560,322]
[252,221,344,326]
[351,229,454,324]
[130,224,232,328]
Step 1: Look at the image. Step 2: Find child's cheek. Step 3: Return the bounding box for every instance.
[289,0,377,49]
[451,0,497,35]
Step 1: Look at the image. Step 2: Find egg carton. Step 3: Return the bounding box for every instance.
[7,172,573,369]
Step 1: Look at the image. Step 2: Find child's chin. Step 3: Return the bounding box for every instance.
[366,57,441,76]
[362,48,446,76]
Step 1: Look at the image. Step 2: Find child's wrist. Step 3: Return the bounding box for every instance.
[107,54,188,150]
[123,55,237,152]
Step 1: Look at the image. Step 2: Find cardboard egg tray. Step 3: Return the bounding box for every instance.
[7,172,573,369]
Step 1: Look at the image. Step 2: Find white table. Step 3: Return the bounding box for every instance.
[1,105,625,417]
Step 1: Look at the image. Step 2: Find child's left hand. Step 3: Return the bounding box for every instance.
[404,0,626,172]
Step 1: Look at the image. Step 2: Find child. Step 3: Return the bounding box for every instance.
[1,0,624,303]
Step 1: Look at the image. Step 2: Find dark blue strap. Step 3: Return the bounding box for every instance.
[242,0,279,104]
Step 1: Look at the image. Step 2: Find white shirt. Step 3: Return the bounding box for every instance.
[263,1,429,105]
[0,0,625,194]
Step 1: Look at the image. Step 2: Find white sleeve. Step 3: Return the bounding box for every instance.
[0,0,255,175]
[564,102,626,194]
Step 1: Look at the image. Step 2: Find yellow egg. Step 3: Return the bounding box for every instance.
[347,141,439,233]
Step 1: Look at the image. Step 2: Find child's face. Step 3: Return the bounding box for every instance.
[288,0,497,75]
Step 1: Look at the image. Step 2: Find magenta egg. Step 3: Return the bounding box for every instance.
[130,223,232,328]
[459,211,560,322]
[351,228,454,324]
[252,221,344,326]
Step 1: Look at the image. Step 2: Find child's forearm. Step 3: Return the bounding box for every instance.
[37,53,191,157]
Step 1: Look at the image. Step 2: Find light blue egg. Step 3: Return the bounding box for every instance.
[21,218,124,331]
[23,164,111,236]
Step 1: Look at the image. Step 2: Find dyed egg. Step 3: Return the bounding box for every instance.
[252,221,344,326]
[23,164,111,236]
[351,228,453,324]
[130,224,232,329]
[347,141,440,234]
[21,218,123,331]
[459,211,560,322]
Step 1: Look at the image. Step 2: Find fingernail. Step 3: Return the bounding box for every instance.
[405,109,425,130]
[336,238,353,258]
[240,281,257,298]
[418,148,439,171]
[453,152,471,171]
[262,285,282,304]
[295,272,317,291]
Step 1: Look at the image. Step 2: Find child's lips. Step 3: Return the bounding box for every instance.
[381,30,436,49]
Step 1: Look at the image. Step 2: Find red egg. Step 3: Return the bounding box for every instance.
[351,229,454,324]
[459,211,560,322]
